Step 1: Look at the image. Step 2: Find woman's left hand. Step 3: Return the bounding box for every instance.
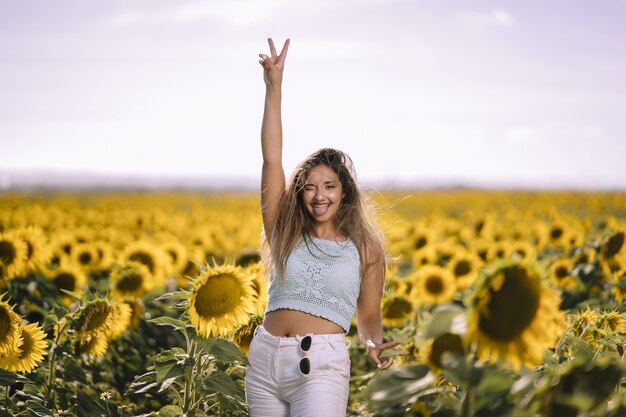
[366,339,401,370]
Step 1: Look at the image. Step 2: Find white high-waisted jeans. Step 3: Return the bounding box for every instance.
[245,325,351,417]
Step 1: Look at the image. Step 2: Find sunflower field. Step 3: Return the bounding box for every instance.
[0,190,625,417]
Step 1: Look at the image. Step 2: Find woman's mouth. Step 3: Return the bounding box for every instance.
[312,203,330,216]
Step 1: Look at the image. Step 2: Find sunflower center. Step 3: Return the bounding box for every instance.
[555,266,568,279]
[79,252,92,265]
[0,241,16,264]
[429,332,464,368]
[415,237,427,250]
[478,266,541,342]
[82,304,112,332]
[551,227,563,239]
[55,273,77,291]
[194,274,242,318]
[384,297,413,318]
[117,273,143,292]
[604,231,624,257]
[453,260,471,277]
[129,252,155,274]
[425,276,444,294]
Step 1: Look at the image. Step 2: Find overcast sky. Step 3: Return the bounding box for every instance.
[1,0,625,189]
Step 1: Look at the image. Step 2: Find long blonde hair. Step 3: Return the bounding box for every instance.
[261,148,386,284]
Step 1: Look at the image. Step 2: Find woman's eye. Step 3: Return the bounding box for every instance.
[326,185,335,189]
[304,186,315,191]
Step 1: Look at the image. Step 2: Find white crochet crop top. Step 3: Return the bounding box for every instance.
[265,235,362,333]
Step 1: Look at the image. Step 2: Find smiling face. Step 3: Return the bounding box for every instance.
[301,164,344,226]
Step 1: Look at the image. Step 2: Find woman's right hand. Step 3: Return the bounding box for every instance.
[259,38,290,88]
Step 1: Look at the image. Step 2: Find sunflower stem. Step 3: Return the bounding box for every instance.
[182,340,196,413]
[459,345,477,417]
[44,319,68,407]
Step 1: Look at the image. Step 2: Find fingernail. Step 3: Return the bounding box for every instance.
[376,364,382,370]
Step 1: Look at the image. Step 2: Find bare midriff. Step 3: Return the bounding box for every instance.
[263,309,344,337]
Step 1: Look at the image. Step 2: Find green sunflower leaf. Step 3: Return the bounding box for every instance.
[155,347,190,383]
[158,405,184,417]
[0,369,31,386]
[149,316,190,332]
[192,336,246,363]
[363,364,440,408]
[24,400,54,417]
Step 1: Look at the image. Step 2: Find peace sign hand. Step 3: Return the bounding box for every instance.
[259,38,290,88]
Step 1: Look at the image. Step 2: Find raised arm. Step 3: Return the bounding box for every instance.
[258,38,290,243]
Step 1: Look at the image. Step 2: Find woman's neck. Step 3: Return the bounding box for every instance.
[310,226,346,242]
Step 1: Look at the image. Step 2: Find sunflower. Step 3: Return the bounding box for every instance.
[601,230,625,258]
[187,263,257,338]
[410,265,456,306]
[119,241,168,289]
[487,240,513,262]
[447,252,482,291]
[0,298,23,355]
[71,243,100,271]
[46,261,87,305]
[570,307,600,342]
[381,295,414,327]
[160,240,188,276]
[549,258,578,290]
[109,262,152,300]
[408,224,437,253]
[0,231,28,280]
[0,322,48,373]
[466,262,566,370]
[14,226,52,272]
[597,310,626,334]
[51,232,77,257]
[422,332,465,371]
[93,240,114,271]
[411,246,438,269]
[546,219,571,249]
[509,240,536,263]
[74,299,115,342]
[232,314,263,355]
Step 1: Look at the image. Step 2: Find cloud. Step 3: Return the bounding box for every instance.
[458,9,515,28]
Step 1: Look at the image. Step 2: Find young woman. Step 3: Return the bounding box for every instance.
[245,38,399,417]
